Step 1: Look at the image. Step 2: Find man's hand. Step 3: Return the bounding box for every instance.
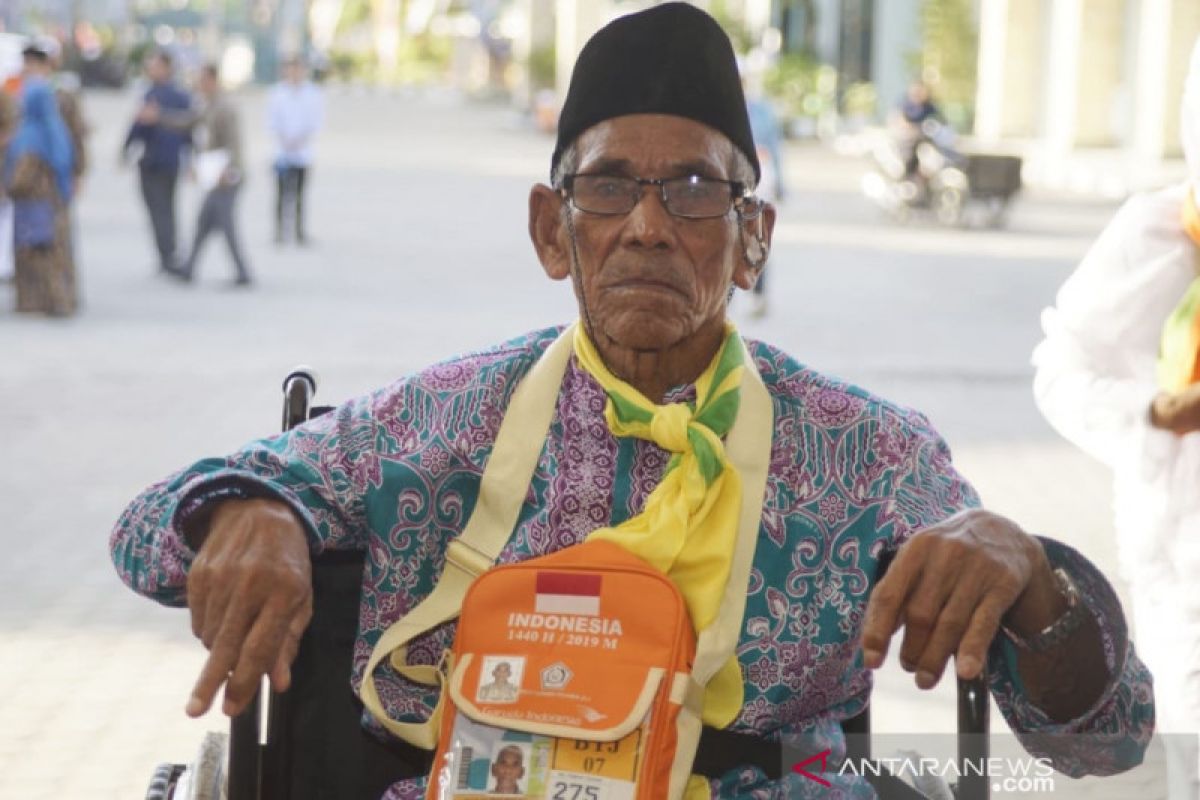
[1150,384,1200,435]
[137,101,160,125]
[860,509,1057,689]
[185,498,312,718]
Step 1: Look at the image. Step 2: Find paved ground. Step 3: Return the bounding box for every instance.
[0,86,1174,798]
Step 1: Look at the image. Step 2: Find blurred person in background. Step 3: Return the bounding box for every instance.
[0,73,16,285]
[892,81,952,183]
[268,56,323,246]
[1032,38,1200,800]
[7,42,76,316]
[149,63,252,287]
[123,50,191,275]
[36,36,88,197]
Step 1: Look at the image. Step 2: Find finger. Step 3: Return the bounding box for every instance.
[223,596,303,716]
[912,578,984,690]
[896,554,958,675]
[186,600,254,717]
[200,579,233,650]
[955,593,1009,681]
[268,604,311,692]
[187,568,209,640]
[861,544,924,669]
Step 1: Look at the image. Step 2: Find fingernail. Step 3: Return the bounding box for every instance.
[900,658,915,672]
[958,656,980,678]
[186,697,203,717]
[863,649,881,668]
[916,671,936,689]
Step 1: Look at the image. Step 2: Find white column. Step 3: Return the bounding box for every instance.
[974,0,1009,144]
[1131,0,1173,169]
[555,0,613,101]
[1043,0,1083,155]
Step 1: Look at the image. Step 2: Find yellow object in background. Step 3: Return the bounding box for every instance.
[1157,186,1200,393]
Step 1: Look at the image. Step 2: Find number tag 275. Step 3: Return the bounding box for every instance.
[551,781,601,800]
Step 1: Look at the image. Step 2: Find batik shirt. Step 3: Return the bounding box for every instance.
[110,328,1155,799]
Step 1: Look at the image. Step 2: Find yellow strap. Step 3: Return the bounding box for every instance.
[359,325,576,747]
[693,337,772,726]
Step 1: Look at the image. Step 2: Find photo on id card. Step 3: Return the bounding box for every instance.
[441,712,551,798]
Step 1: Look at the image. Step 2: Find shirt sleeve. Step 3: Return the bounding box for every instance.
[985,537,1156,777]
[109,388,385,607]
[886,407,982,546]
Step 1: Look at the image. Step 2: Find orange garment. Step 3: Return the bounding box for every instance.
[1184,184,1200,247]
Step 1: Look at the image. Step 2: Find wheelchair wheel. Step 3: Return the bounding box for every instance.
[145,763,185,800]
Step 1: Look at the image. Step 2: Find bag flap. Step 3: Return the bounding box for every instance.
[448,653,664,741]
[444,540,692,741]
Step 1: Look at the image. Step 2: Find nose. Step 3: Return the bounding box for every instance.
[622,183,677,250]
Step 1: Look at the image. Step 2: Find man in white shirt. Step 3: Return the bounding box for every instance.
[1032,38,1200,800]
[267,56,323,245]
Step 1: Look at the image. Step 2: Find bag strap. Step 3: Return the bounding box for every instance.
[694,337,773,690]
[359,325,576,747]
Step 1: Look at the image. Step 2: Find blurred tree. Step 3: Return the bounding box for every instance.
[916,0,977,130]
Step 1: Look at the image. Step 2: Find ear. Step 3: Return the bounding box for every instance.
[529,184,571,281]
[732,201,777,290]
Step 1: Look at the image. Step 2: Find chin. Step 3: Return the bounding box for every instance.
[598,309,690,350]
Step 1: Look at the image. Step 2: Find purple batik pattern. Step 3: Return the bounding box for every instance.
[109,326,1155,800]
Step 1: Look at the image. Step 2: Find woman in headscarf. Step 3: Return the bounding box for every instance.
[1033,37,1200,800]
[7,68,76,316]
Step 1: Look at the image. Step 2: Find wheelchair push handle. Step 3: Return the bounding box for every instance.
[282,366,319,432]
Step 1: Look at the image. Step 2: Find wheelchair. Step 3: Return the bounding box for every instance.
[146,368,991,800]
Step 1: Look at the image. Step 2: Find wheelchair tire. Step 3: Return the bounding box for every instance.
[145,762,184,800]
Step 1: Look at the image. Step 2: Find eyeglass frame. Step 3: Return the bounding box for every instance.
[559,172,765,221]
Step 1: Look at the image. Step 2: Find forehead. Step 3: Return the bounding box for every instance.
[574,114,733,176]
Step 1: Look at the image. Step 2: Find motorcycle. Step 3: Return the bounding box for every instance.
[861,120,1022,229]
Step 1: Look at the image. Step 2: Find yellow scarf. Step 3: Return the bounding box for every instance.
[574,323,746,727]
[1157,186,1200,392]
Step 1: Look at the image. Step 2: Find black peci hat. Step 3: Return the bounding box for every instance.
[551,2,760,183]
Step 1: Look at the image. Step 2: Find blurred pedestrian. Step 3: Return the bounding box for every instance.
[0,80,16,285]
[123,50,191,274]
[268,56,323,245]
[891,81,957,186]
[151,64,251,286]
[6,45,76,316]
[36,36,88,196]
[1032,37,1200,800]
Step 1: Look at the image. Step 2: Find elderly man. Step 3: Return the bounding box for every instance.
[1033,38,1200,800]
[112,5,1152,798]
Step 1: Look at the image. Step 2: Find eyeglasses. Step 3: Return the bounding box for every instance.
[562,173,753,219]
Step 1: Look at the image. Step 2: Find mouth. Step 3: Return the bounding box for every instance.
[605,276,690,300]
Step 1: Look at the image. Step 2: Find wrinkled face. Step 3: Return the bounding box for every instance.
[555,114,754,351]
[492,749,525,786]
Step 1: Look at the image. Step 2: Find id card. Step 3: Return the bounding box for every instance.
[434,712,643,800]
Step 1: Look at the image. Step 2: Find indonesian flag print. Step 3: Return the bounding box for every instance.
[535,572,602,616]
